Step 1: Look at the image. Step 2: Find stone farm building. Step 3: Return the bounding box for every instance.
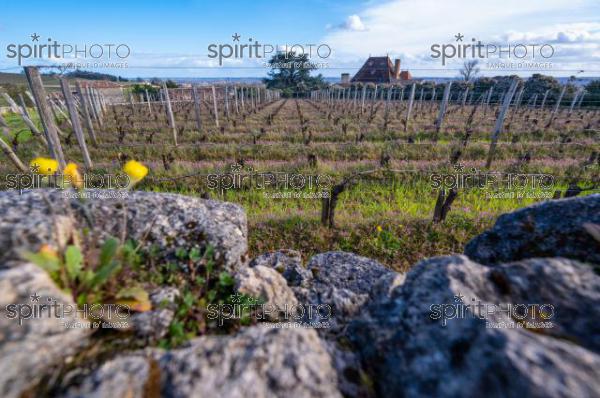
[343,56,412,84]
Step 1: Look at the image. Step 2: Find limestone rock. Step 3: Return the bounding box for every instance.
[306,251,393,295]
[62,355,158,398]
[130,287,180,341]
[158,326,341,398]
[292,252,396,334]
[0,189,248,273]
[465,194,600,265]
[235,265,298,321]
[249,250,312,287]
[350,255,600,398]
[0,263,91,398]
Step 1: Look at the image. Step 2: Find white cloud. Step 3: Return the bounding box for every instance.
[340,15,367,32]
[321,0,600,75]
[500,23,600,44]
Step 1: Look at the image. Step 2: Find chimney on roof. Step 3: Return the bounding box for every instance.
[394,59,401,79]
[341,73,350,84]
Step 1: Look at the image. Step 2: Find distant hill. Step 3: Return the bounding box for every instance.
[64,69,129,82]
[0,70,128,86]
[0,72,60,86]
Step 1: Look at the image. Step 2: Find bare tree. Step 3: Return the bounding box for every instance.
[459,60,480,82]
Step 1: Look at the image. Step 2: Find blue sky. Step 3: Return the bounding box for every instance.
[0,0,598,79]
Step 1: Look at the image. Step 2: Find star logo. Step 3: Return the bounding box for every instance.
[30,33,40,42]
[229,293,243,303]
[453,293,464,302]
[29,164,40,174]
[230,163,242,173]
[454,33,464,42]
[30,292,41,302]
[232,33,241,42]
[453,163,464,172]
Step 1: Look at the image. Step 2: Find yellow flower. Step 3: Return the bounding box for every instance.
[123,160,148,186]
[376,225,383,233]
[38,244,58,258]
[63,162,83,189]
[30,157,58,175]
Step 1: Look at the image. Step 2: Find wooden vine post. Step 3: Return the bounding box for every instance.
[59,77,93,168]
[75,81,98,146]
[486,78,519,169]
[162,82,178,146]
[24,66,66,168]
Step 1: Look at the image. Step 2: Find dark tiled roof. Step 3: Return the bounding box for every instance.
[351,57,395,83]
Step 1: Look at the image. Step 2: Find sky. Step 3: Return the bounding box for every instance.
[0,0,598,79]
